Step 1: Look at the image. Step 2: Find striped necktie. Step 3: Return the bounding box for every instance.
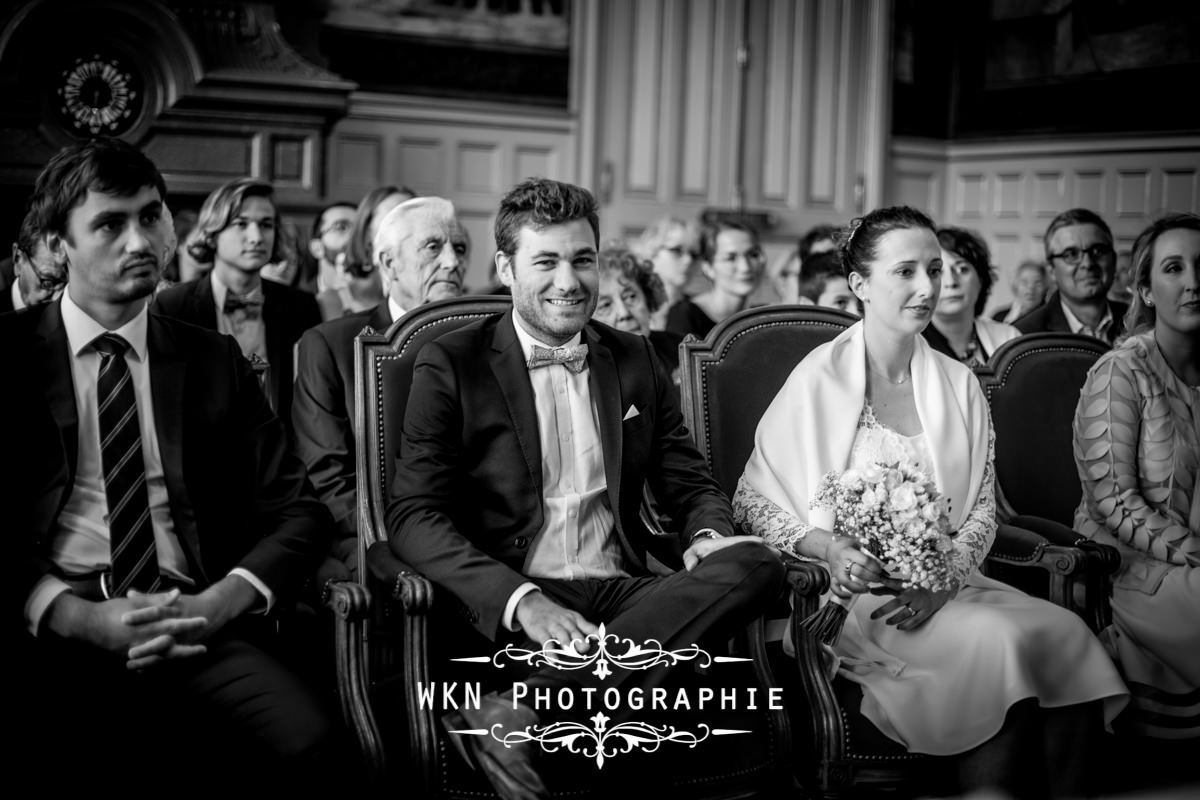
[93,333,160,596]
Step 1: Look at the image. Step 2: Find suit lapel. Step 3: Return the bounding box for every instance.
[147,313,205,579]
[369,302,392,333]
[190,277,218,330]
[488,315,542,494]
[261,281,287,408]
[585,326,623,518]
[34,302,78,502]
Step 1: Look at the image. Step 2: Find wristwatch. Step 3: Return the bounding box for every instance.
[688,528,723,546]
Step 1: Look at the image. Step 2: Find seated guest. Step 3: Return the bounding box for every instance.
[154,178,320,422]
[293,197,468,578]
[735,205,1127,799]
[666,220,765,339]
[772,249,803,304]
[990,259,1048,324]
[1073,212,1199,740]
[1015,208,1128,344]
[388,178,783,800]
[798,223,838,262]
[308,201,357,320]
[337,185,417,315]
[631,215,701,330]
[924,226,1019,367]
[3,207,66,312]
[796,250,856,314]
[4,138,337,790]
[1109,248,1135,305]
[593,245,683,383]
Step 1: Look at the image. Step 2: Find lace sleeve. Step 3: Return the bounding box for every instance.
[733,475,814,556]
[949,424,998,586]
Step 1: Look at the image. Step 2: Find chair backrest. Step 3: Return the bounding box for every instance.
[974,332,1110,526]
[680,305,856,498]
[354,296,512,565]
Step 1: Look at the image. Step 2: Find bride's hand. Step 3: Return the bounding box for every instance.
[869,585,954,630]
[825,535,900,599]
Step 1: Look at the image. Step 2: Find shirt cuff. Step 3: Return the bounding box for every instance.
[687,528,723,546]
[503,582,541,632]
[25,575,73,636]
[229,568,274,615]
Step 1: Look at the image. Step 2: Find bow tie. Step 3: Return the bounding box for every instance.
[527,343,588,374]
[223,291,264,315]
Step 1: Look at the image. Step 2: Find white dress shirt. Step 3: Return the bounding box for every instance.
[1060,298,1114,341]
[502,310,629,630]
[24,291,271,634]
[388,296,406,325]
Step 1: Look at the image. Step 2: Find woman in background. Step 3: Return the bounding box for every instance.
[666,220,765,340]
[632,216,701,331]
[593,245,683,385]
[1073,212,1199,740]
[923,226,1019,367]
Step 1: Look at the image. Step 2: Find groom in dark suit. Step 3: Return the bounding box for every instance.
[387,178,783,800]
[3,138,339,790]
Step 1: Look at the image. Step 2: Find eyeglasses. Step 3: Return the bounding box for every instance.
[1048,243,1114,266]
[319,220,354,236]
[659,245,699,260]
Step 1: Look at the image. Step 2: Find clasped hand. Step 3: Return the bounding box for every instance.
[95,587,224,670]
[825,534,953,630]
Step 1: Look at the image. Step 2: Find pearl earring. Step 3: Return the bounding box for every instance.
[1146,299,1154,307]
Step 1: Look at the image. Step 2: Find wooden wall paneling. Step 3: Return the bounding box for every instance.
[328,132,384,204]
[890,135,1200,315]
[806,0,842,208]
[625,0,663,197]
[676,0,717,200]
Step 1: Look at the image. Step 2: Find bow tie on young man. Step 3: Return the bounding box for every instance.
[223,290,264,315]
[527,343,588,374]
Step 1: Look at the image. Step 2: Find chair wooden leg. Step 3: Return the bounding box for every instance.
[332,585,387,778]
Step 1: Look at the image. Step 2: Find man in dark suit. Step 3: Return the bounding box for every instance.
[388,178,784,800]
[153,179,321,423]
[4,138,338,789]
[1014,208,1128,344]
[293,196,469,579]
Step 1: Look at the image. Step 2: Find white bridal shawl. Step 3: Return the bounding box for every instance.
[742,322,990,535]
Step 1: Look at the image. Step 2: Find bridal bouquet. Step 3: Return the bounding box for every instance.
[801,461,955,645]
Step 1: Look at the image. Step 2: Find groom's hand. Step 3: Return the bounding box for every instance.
[684,534,774,571]
[515,591,599,654]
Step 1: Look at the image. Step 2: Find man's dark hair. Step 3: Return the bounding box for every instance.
[798,224,839,263]
[1043,208,1113,259]
[796,250,843,303]
[495,177,599,257]
[311,201,356,240]
[30,137,167,240]
[15,206,42,258]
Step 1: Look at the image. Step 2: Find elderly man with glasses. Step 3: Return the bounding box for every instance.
[2,208,68,312]
[1014,208,1128,345]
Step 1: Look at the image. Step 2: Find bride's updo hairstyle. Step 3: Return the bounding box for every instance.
[838,205,937,280]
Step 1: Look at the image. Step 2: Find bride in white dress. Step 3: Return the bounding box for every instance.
[734,206,1128,798]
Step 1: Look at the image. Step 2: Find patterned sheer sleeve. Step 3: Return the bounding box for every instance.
[1073,350,1196,565]
[949,424,998,587]
[733,475,814,557]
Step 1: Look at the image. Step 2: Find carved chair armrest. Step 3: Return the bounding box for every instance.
[984,519,1115,633]
[365,540,435,614]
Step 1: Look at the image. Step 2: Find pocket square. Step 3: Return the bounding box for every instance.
[623,405,641,421]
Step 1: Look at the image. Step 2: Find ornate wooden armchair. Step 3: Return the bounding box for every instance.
[328,297,798,798]
[678,307,1119,798]
[974,332,1121,632]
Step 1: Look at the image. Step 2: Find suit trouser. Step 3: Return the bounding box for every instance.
[13,620,343,790]
[520,542,785,719]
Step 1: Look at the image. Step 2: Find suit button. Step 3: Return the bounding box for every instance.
[515,536,528,549]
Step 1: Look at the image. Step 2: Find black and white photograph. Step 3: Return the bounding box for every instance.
[0,1,1196,798]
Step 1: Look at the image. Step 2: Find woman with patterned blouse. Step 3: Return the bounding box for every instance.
[1073,212,1200,739]
[735,206,1127,797]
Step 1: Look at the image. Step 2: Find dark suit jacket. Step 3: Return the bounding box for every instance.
[153,277,321,423]
[2,302,332,620]
[386,313,734,639]
[0,257,15,314]
[1012,291,1128,345]
[292,302,392,571]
